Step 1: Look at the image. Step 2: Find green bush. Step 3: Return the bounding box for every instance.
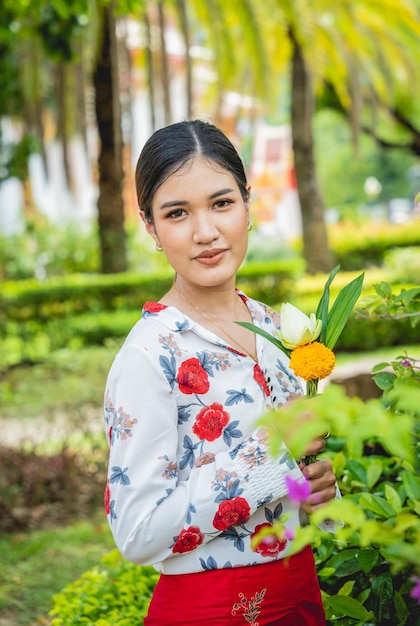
[49,549,158,626]
[329,219,420,270]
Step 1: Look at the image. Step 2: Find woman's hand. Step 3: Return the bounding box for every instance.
[299,459,337,515]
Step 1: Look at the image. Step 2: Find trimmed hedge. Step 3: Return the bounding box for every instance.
[0,258,303,324]
[1,260,418,372]
[330,219,420,270]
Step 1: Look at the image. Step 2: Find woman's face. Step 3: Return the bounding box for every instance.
[143,157,249,291]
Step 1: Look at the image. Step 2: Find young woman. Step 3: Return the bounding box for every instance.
[104,120,337,625]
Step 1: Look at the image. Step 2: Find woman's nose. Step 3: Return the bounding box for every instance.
[192,212,219,244]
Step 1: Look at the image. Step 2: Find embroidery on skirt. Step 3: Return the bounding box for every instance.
[231,588,266,624]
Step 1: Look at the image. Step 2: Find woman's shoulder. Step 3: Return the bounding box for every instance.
[237,290,280,329]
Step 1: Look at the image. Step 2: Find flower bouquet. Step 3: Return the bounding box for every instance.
[238,264,364,397]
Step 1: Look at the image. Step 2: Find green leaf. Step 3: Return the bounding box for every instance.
[372,371,395,391]
[371,361,391,373]
[326,594,374,620]
[393,590,410,623]
[356,549,379,574]
[235,321,290,356]
[325,272,364,349]
[384,484,402,514]
[316,264,341,344]
[359,494,395,519]
[402,471,420,502]
[366,459,383,489]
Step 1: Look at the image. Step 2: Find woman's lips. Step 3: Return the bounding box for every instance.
[193,249,227,265]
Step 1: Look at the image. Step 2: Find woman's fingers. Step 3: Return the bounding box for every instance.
[304,436,326,457]
[300,460,336,513]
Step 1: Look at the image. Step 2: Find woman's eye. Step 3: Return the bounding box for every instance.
[214,199,232,209]
[166,209,185,219]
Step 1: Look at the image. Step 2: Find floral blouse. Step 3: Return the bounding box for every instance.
[104,292,316,575]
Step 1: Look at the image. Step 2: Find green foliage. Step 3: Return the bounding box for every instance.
[49,549,158,626]
[329,220,420,271]
[0,515,114,625]
[314,110,418,214]
[358,282,420,329]
[258,284,420,624]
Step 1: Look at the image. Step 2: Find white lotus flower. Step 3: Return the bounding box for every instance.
[277,303,322,350]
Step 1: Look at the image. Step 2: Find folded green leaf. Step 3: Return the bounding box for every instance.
[236,321,291,357]
[316,265,340,344]
[325,273,364,349]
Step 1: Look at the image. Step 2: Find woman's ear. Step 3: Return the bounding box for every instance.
[139,211,162,249]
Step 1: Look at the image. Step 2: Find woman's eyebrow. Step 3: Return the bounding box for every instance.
[159,199,188,210]
[159,188,235,210]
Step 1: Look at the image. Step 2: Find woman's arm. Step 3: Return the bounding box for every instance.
[104,343,304,566]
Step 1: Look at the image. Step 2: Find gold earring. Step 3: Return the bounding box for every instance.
[247,221,253,232]
[155,243,163,252]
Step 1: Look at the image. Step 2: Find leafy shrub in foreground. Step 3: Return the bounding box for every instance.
[49,549,158,625]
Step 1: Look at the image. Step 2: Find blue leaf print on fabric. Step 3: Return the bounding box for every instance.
[159,354,177,388]
[179,435,200,470]
[110,500,117,522]
[196,351,215,377]
[199,556,233,571]
[156,488,173,506]
[225,389,254,406]
[177,405,191,424]
[223,420,243,446]
[199,556,218,570]
[214,476,244,502]
[220,527,246,552]
[276,358,299,384]
[256,495,273,508]
[264,503,282,524]
[175,320,192,331]
[110,466,131,485]
[279,451,296,470]
[274,502,283,519]
[186,503,196,524]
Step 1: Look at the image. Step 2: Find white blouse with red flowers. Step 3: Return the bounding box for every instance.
[104,292,323,574]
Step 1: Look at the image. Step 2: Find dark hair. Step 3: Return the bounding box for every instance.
[135,120,250,222]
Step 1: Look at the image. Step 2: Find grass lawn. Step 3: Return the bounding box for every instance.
[0,512,114,626]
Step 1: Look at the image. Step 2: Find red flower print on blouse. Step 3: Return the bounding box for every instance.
[251,523,287,557]
[104,480,111,515]
[213,496,251,531]
[253,363,270,397]
[143,302,167,314]
[177,358,210,395]
[193,403,229,442]
[172,526,204,554]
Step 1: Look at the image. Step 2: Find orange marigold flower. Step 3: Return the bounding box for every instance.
[289,342,335,381]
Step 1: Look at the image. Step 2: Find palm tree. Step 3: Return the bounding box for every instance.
[267,0,420,272]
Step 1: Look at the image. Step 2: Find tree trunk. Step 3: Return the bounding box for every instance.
[93,3,127,274]
[290,37,334,274]
[157,1,172,126]
[56,62,72,190]
[176,0,193,119]
[143,9,156,132]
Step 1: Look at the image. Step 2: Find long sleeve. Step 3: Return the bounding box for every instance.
[104,342,303,567]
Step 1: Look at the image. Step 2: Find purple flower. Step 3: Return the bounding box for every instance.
[285,475,311,505]
[284,528,295,540]
[401,360,412,367]
[410,577,420,603]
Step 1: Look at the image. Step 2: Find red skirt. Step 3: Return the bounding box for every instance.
[144,545,325,625]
